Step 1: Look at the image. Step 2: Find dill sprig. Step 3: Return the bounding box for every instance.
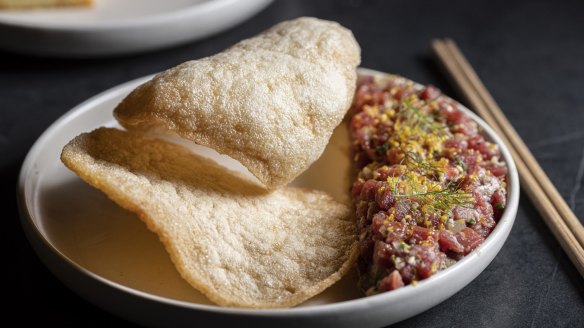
[394,187,475,213]
[392,174,475,214]
[402,150,443,178]
[400,100,448,136]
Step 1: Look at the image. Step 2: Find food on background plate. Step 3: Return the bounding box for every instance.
[350,74,508,294]
[61,128,358,308]
[115,17,360,189]
[60,17,360,308]
[0,0,91,9]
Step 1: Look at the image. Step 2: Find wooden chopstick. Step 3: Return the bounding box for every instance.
[431,38,584,277]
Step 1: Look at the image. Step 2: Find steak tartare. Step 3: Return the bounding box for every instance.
[351,74,508,295]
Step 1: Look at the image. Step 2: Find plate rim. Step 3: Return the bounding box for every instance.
[17,67,519,318]
[0,0,272,31]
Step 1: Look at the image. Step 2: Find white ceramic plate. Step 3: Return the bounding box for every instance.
[18,68,519,327]
[0,0,272,56]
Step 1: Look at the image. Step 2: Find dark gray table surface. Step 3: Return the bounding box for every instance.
[3,0,583,326]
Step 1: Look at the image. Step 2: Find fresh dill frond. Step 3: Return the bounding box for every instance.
[395,188,475,213]
[392,172,475,214]
[402,150,443,178]
[400,100,448,136]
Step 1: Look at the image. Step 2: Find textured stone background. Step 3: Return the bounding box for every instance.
[2,0,583,326]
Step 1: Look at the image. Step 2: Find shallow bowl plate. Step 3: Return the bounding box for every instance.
[0,0,272,56]
[18,68,519,327]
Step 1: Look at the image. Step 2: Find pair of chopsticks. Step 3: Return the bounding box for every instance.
[431,38,584,277]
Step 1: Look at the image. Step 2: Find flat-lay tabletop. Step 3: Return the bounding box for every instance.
[3,0,583,326]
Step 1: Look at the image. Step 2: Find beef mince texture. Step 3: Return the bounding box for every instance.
[350,75,508,294]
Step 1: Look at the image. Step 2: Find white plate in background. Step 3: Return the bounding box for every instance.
[0,0,272,56]
[18,69,519,327]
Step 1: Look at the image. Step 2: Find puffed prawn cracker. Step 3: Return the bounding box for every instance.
[61,127,358,308]
[114,17,360,189]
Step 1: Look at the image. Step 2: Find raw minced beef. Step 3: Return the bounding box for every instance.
[351,75,508,294]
